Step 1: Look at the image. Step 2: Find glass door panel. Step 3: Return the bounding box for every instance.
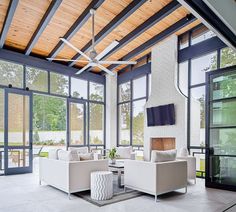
[4,89,32,175]
[0,89,4,174]
[206,66,236,191]
[68,99,86,146]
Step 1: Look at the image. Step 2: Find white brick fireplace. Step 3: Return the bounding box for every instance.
[144,35,187,161]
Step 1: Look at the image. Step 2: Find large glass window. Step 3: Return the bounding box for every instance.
[118,75,149,146]
[0,60,23,88]
[33,94,66,150]
[0,89,4,147]
[119,103,130,145]
[26,67,48,92]
[71,77,87,99]
[178,61,188,96]
[69,102,85,145]
[89,82,104,102]
[190,86,205,147]
[119,81,131,102]
[133,76,146,99]
[191,52,217,85]
[191,25,215,45]
[220,47,236,68]
[50,72,69,96]
[89,103,104,145]
[132,99,146,146]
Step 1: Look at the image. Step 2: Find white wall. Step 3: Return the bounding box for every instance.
[105,73,117,149]
[144,35,187,161]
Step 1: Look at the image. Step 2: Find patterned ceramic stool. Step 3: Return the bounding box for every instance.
[91,171,113,200]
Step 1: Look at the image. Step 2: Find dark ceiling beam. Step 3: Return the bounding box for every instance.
[68,0,147,67]
[108,14,197,71]
[100,0,181,61]
[25,0,62,55]
[0,0,19,48]
[48,0,105,59]
[178,0,236,49]
[118,52,151,75]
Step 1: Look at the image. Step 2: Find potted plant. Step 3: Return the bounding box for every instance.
[108,148,118,164]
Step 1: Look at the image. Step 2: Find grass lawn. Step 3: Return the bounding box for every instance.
[39,152,48,157]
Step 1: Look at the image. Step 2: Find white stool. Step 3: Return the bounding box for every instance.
[91,171,113,200]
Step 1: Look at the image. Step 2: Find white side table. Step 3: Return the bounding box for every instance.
[91,171,113,200]
[177,156,196,184]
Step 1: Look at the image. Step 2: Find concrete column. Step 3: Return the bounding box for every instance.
[105,73,117,149]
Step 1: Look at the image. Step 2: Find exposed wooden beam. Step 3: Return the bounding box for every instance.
[25,0,62,55]
[100,0,181,61]
[118,52,151,75]
[108,14,197,71]
[48,0,105,59]
[69,0,147,67]
[0,0,19,48]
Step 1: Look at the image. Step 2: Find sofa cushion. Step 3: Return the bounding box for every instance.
[58,150,80,161]
[179,147,189,157]
[151,149,177,162]
[78,153,94,161]
[68,146,88,154]
[48,149,61,160]
[116,146,132,159]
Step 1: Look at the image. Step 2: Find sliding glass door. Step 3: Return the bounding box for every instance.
[4,89,33,175]
[67,99,86,147]
[206,65,236,191]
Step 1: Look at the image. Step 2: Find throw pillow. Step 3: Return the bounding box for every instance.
[179,147,189,157]
[58,150,80,161]
[68,146,89,154]
[151,149,177,162]
[116,146,132,159]
[78,153,94,161]
[48,149,61,160]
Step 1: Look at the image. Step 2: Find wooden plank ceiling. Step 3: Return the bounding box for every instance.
[0,0,200,74]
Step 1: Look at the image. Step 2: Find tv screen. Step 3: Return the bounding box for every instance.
[147,104,175,126]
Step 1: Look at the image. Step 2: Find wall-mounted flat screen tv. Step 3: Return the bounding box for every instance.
[146,104,175,126]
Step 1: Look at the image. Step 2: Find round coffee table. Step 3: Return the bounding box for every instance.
[91,171,113,200]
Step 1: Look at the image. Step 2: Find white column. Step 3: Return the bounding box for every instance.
[105,73,117,149]
[144,35,187,161]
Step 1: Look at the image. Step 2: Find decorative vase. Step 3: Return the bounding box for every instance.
[110,158,116,164]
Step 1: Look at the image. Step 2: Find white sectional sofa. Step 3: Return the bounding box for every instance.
[39,156,108,198]
[124,159,187,201]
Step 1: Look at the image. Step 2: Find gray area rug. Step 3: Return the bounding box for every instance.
[73,174,143,207]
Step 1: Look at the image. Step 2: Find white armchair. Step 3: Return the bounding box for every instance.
[124,160,187,201]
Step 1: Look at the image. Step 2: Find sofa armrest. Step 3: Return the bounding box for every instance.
[124,160,157,194]
[177,156,196,181]
[156,160,187,194]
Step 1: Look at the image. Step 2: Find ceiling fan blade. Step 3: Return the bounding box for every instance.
[96,64,115,76]
[99,60,137,65]
[60,38,91,61]
[95,40,119,60]
[76,64,92,75]
[46,58,88,62]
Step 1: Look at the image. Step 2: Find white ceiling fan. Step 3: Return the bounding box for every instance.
[47,9,137,76]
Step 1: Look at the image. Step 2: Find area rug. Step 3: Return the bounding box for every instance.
[73,175,143,207]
